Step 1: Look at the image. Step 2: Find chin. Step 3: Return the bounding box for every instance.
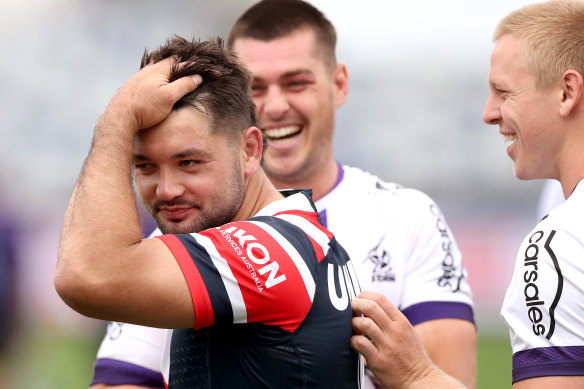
[156,219,187,235]
[513,167,540,181]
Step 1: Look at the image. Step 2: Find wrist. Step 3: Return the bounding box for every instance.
[414,366,466,389]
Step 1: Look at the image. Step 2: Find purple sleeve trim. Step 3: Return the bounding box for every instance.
[401,301,475,326]
[334,163,345,188]
[512,346,584,383]
[91,358,165,388]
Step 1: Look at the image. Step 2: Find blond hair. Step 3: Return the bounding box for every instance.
[494,0,584,89]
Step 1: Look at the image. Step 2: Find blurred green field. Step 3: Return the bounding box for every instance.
[2,328,512,388]
[477,332,512,388]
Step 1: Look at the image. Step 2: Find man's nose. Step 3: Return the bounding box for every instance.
[156,169,185,200]
[482,94,501,125]
[263,86,289,120]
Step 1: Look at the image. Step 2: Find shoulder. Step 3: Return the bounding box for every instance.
[340,165,434,202]
[316,167,449,242]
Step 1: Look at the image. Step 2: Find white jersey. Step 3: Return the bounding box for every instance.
[537,179,565,221]
[317,166,473,319]
[91,165,474,388]
[501,178,584,384]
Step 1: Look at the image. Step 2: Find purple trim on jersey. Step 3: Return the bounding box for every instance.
[401,301,475,326]
[319,209,328,229]
[91,358,165,388]
[335,163,345,188]
[512,346,584,383]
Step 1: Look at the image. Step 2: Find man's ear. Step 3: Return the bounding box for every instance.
[241,126,263,177]
[332,62,349,109]
[559,70,583,117]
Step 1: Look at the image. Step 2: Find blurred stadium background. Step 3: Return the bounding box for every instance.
[0,0,546,387]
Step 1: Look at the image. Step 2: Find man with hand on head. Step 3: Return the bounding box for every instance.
[55,36,362,389]
[352,0,584,387]
[90,1,476,388]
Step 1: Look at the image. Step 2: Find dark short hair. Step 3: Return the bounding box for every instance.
[227,0,337,69]
[141,36,258,139]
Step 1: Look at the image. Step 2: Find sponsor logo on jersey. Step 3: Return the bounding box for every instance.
[328,262,360,311]
[221,226,287,291]
[364,238,396,283]
[431,204,464,292]
[522,229,562,339]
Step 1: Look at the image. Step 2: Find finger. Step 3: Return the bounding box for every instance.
[164,74,202,105]
[357,291,403,321]
[350,333,379,361]
[352,297,393,331]
[352,315,389,350]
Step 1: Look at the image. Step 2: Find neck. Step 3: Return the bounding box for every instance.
[269,158,339,202]
[235,169,284,221]
[558,123,584,199]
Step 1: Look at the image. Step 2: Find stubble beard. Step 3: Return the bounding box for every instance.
[150,162,246,235]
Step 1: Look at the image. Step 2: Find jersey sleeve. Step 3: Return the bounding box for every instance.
[91,322,166,387]
[397,189,475,325]
[501,225,584,383]
[157,218,318,332]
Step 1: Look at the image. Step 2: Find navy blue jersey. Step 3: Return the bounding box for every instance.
[158,190,362,388]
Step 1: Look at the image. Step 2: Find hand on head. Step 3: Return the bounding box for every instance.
[105,56,202,134]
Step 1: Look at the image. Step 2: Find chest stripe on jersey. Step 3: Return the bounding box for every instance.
[274,214,330,261]
[247,220,316,302]
[195,233,248,324]
[157,234,214,329]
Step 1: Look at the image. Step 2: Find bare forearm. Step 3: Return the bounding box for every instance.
[56,109,142,315]
[65,111,142,249]
[408,367,467,389]
[416,319,477,389]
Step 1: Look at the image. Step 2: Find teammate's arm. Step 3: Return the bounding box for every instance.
[351,291,466,389]
[415,319,477,389]
[401,192,477,388]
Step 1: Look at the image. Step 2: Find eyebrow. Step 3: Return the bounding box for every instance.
[132,148,211,162]
[253,69,314,83]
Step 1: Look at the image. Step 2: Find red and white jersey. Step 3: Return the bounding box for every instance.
[102,190,362,389]
[501,179,584,383]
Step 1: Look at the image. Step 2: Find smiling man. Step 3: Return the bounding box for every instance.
[483,1,584,386]
[55,36,362,389]
[90,1,476,389]
[350,1,584,388]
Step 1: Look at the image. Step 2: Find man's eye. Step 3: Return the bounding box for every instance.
[179,160,200,168]
[134,163,152,171]
[287,80,308,89]
[251,84,266,95]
